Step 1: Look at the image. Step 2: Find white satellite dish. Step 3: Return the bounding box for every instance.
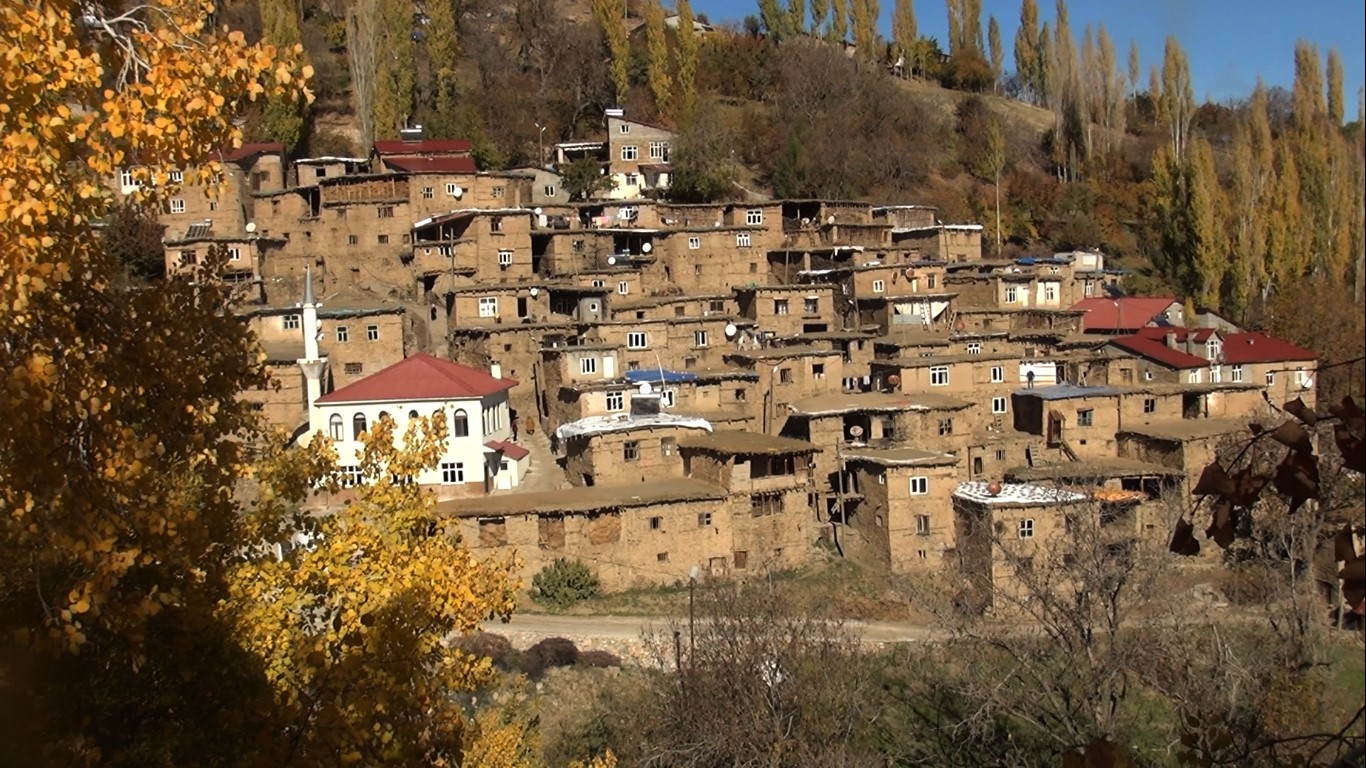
[607,256,617,266]
[848,425,865,438]
[529,287,539,296]
[1301,377,1314,390]
[724,323,737,338]
[638,381,653,395]
[451,185,463,198]
[641,242,653,253]
[533,207,543,215]
[826,215,836,225]
[245,222,257,233]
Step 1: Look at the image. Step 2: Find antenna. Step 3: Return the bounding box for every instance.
[245,222,257,233]
[529,287,539,296]
[607,256,617,266]
[641,241,653,253]
[724,323,737,338]
[638,381,653,395]
[533,207,543,215]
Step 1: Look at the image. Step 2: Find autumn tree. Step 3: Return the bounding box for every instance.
[643,0,672,117]
[1160,35,1194,159]
[346,0,381,148]
[1227,80,1277,317]
[810,0,829,33]
[1013,0,1040,102]
[987,16,1003,89]
[891,0,917,76]
[258,0,310,152]
[420,0,461,139]
[667,98,740,202]
[673,0,700,118]
[373,0,417,138]
[827,0,847,45]
[102,200,168,281]
[758,0,790,41]
[1127,38,1140,98]
[590,0,630,105]
[850,0,880,61]
[561,157,616,201]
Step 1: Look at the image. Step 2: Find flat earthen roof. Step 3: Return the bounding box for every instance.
[842,447,959,467]
[1005,458,1181,481]
[436,478,728,518]
[1118,417,1250,442]
[679,432,821,455]
[789,391,972,415]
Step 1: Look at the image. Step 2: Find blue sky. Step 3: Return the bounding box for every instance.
[689,0,1366,108]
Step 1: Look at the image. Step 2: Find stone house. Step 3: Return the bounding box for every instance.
[556,369,757,426]
[605,110,674,199]
[372,137,475,175]
[888,223,983,262]
[723,348,849,433]
[558,413,713,487]
[840,448,961,572]
[733,285,841,338]
[1114,327,1319,409]
[1072,296,1184,334]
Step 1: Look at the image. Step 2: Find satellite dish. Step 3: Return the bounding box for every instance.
[848,425,865,438]
[607,256,617,266]
[245,222,257,233]
[641,242,653,253]
[451,185,463,198]
[638,381,653,395]
[826,215,836,225]
[533,207,543,215]
[1301,378,1314,390]
[724,323,737,338]
[885,373,901,388]
[529,287,539,296]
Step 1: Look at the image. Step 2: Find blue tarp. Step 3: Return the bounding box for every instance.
[624,368,698,383]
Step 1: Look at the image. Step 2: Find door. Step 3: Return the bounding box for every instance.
[602,354,616,379]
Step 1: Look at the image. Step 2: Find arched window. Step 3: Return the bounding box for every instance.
[408,409,420,421]
[378,410,390,424]
[352,413,368,439]
[328,414,344,440]
[452,409,469,437]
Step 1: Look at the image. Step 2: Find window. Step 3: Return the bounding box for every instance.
[343,362,363,376]
[453,409,469,437]
[339,465,363,487]
[491,186,506,199]
[1209,364,1222,383]
[1295,367,1308,386]
[603,390,625,412]
[489,216,503,232]
[778,368,792,384]
[774,299,789,315]
[498,250,513,267]
[1206,339,1222,359]
[620,145,638,161]
[619,123,631,134]
[282,314,301,330]
[348,234,359,245]
[688,236,701,250]
[624,441,640,461]
[625,173,639,187]
[697,512,712,527]
[541,183,555,198]
[992,396,1008,414]
[1018,519,1035,539]
[440,462,466,484]
[803,297,819,314]
[927,274,937,289]
[745,208,763,225]
[1231,364,1244,383]
[377,234,390,244]
[119,169,139,189]
[708,299,726,313]
[649,141,668,159]
[661,389,676,407]
[966,342,981,355]
[1005,286,1019,303]
[352,413,367,440]
[995,448,1006,461]
[734,388,746,401]
[938,418,953,436]
[1266,371,1276,386]
[359,324,376,342]
[227,246,242,262]
[1188,369,1202,383]
[422,186,434,199]
[377,206,394,218]
[991,365,1004,383]
[872,279,886,293]
[336,326,349,342]
[179,250,197,266]
[1077,408,1094,427]
[1143,398,1156,414]
[693,330,708,347]
[1145,370,1155,381]
[812,363,825,379]
[915,515,931,535]
[445,182,460,196]
[1084,281,1095,297]
[736,232,751,248]
[169,198,186,214]
[580,356,598,375]
[1044,283,1058,302]
[208,200,217,211]
[328,414,344,440]
[627,332,648,349]
[930,366,949,386]
[591,279,605,288]
[479,297,498,318]
[618,281,630,295]
[909,476,928,495]
[750,494,782,516]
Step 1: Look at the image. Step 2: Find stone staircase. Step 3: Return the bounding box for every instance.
[514,426,572,493]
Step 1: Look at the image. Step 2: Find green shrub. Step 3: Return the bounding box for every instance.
[532,559,601,607]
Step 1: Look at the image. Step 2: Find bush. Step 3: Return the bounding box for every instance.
[532,559,601,607]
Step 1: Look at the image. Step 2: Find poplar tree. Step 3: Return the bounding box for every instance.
[258,0,309,151]
[1127,39,1140,98]
[946,0,963,54]
[644,0,672,116]
[811,0,830,33]
[424,0,460,138]
[1095,24,1125,157]
[964,0,983,53]
[591,0,630,105]
[1292,41,1334,278]
[759,0,789,40]
[1013,0,1040,102]
[987,15,1003,88]
[1189,137,1228,308]
[828,0,848,44]
[675,0,700,118]
[1160,35,1194,159]
[893,0,918,74]
[373,0,417,139]
[851,0,880,60]
[1035,22,1053,107]
[1266,141,1306,289]
[788,0,809,37]
[1228,80,1276,315]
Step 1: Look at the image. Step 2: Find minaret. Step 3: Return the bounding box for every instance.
[296,266,328,437]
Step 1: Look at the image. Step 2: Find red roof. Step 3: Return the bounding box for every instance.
[1218,331,1317,364]
[220,142,285,163]
[1133,326,1219,344]
[1106,335,1208,369]
[1073,297,1180,331]
[383,156,478,174]
[373,139,474,156]
[316,353,516,404]
[485,440,530,460]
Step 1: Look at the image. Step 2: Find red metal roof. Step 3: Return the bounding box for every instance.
[485,440,530,460]
[383,156,478,174]
[1133,326,1218,344]
[316,353,516,404]
[373,139,474,156]
[220,142,285,163]
[1072,297,1180,331]
[1106,335,1208,369]
[1218,331,1317,364]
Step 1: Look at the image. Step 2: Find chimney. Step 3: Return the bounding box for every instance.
[399,124,424,142]
[490,362,502,380]
[1164,331,1177,349]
